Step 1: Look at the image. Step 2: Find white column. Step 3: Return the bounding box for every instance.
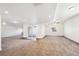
[0,15,1,51]
[37,24,45,38]
[23,24,28,38]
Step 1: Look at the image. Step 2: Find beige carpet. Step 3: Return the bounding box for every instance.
[0,36,79,56]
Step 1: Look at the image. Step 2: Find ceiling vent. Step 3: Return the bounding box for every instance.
[68,6,74,10]
[32,3,43,6]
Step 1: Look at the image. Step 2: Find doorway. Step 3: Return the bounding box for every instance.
[28,25,38,39]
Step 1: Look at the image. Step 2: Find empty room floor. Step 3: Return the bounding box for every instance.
[0,36,79,56]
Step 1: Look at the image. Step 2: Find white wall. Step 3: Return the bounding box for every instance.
[23,22,64,39]
[1,24,22,37]
[37,24,45,38]
[0,15,1,50]
[23,24,29,37]
[45,22,64,36]
[23,24,45,38]
[64,14,79,43]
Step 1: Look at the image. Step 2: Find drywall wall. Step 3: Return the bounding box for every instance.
[23,23,64,38]
[64,14,79,43]
[37,24,45,38]
[23,24,29,37]
[1,24,22,37]
[0,15,1,50]
[45,22,64,36]
[23,24,45,38]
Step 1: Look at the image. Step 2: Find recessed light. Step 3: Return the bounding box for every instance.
[4,10,8,14]
[68,6,74,10]
[49,16,51,18]
[13,21,18,24]
[2,22,6,25]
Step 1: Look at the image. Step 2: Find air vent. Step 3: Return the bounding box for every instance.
[33,3,43,6]
[68,6,74,10]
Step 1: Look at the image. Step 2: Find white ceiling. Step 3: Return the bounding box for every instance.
[0,3,56,25]
[54,3,79,22]
[0,3,79,27]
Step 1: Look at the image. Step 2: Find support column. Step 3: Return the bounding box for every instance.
[23,24,28,38]
[0,15,1,51]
